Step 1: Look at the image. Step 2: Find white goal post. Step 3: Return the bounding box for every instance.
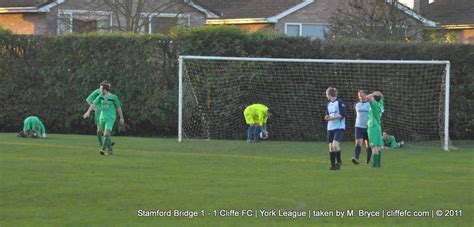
[178,55,450,151]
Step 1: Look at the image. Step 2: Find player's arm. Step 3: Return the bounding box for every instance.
[83,104,96,119]
[86,89,100,107]
[84,95,101,119]
[366,91,383,101]
[39,122,46,138]
[324,105,331,121]
[117,107,124,125]
[114,96,124,125]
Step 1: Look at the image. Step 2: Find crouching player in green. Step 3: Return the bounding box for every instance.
[367,91,384,167]
[83,83,124,155]
[243,103,270,142]
[383,132,404,149]
[18,116,47,138]
[86,80,111,148]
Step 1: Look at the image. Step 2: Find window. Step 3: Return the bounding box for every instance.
[58,10,112,34]
[285,23,328,39]
[73,19,97,33]
[142,14,190,34]
[150,17,178,34]
[286,24,300,36]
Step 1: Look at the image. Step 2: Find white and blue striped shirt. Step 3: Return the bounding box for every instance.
[326,98,346,130]
[355,101,370,128]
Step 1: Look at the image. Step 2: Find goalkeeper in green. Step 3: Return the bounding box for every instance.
[83,83,124,155]
[383,132,404,149]
[86,80,111,147]
[243,104,270,142]
[367,91,384,167]
[18,116,46,138]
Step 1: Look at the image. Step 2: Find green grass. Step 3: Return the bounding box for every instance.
[0,133,473,226]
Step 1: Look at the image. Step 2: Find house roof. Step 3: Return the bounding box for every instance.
[0,0,64,13]
[422,0,474,26]
[391,0,436,27]
[201,0,436,26]
[196,0,304,19]
[0,0,52,8]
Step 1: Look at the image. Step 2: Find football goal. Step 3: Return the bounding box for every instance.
[178,56,450,151]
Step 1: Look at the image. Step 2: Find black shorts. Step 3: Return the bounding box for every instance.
[327,129,345,143]
[355,127,369,140]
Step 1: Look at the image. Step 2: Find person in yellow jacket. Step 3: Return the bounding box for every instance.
[243,103,270,142]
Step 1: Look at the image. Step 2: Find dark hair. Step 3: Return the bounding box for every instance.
[374,95,382,102]
[100,81,111,91]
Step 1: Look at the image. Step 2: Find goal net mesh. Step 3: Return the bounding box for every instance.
[180,57,447,143]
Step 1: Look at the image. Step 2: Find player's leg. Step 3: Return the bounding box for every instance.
[333,129,344,167]
[328,130,338,170]
[246,125,253,142]
[95,110,102,147]
[369,126,383,167]
[99,119,106,155]
[98,119,115,155]
[244,114,254,142]
[253,124,261,142]
[102,120,115,155]
[352,139,362,165]
[353,127,363,164]
[364,129,372,164]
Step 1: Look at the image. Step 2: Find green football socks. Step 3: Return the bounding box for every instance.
[372,151,382,167]
[102,135,111,151]
[97,132,103,147]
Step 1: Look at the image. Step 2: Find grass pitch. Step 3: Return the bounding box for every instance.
[0,133,473,226]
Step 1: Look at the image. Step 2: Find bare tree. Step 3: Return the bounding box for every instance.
[57,0,191,34]
[327,0,423,41]
[103,0,187,33]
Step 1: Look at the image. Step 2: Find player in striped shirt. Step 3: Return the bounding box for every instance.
[325,87,346,170]
[352,90,372,165]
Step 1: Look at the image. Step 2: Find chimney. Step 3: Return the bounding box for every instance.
[414,0,429,13]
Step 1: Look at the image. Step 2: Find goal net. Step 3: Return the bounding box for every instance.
[178,56,450,150]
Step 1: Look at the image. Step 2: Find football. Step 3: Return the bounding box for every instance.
[260,131,269,140]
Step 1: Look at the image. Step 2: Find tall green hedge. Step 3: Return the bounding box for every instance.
[0,27,472,139]
[0,33,178,135]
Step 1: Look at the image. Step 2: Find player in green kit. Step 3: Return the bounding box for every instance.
[83,83,124,155]
[18,116,47,138]
[86,81,111,147]
[366,91,384,167]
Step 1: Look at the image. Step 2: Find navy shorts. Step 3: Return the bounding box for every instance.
[327,129,345,143]
[355,127,368,140]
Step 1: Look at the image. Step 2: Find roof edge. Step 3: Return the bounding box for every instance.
[188,1,220,18]
[0,0,64,14]
[388,0,437,27]
[207,18,268,25]
[267,0,314,23]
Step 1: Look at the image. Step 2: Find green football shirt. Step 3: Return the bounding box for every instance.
[23,116,46,135]
[389,135,398,149]
[86,89,102,110]
[368,98,384,127]
[93,93,122,121]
